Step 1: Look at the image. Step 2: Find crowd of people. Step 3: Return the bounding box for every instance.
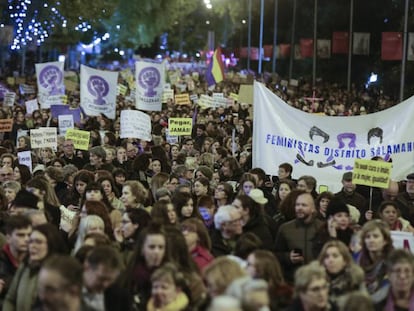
[0,66,411,311]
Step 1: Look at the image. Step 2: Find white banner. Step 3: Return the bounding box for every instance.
[80,65,118,119]
[120,110,152,141]
[253,82,414,192]
[391,231,414,253]
[35,61,65,106]
[135,60,165,111]
[25,99,39,115]
[18,151,32,173]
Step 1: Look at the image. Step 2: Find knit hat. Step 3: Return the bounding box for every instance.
[326,198,349,218]
[12,189,39,210]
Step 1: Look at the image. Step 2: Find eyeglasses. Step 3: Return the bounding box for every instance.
[63,144,74,148]
[390,268,413,276]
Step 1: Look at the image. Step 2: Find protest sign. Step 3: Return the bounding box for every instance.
[18,151,32,172]
[168,118,193,136]
[50,105,81,124]
[6,77,14,85]
[19,84,35,94]
[135,60,165,111]
[117,84,127,96]
[80,65,118,119]
[352,159,392,189]
[162,89,174,103]
[198,94,214,109]
[190,94,199,103]
[4,92,15,107]
[120,110,152,141]
[165,129,179,144]
[391,231,414,253]
[36,61,65,107]
[174,93,191,106]
[229,92,239,101]
[30,128,58,149]
[58,115,74,135]
[64,79,78,92]
[238,85,253,105]
[25,99,39,115]
[0,119,13,132]
[65,129,90,150]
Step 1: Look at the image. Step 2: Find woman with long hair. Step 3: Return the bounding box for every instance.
[357,220,394,297]
[26,176,61,227]
[246,249,293,310]
[318,240,366,307]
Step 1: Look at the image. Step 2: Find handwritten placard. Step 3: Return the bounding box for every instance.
[120,110,152,141]
[0,119,13,132]
[352,159,392,189]
[30,128,58,149]
[168,118,193,136]
[65,129,90,150]
[162,89,174,103]
[174,94,191,106]
[4,92,16,107]
[58,115,74,135]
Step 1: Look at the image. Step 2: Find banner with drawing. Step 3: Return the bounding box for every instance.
[80,65,118,119]
[35,61,65,108]
[135,60,165,111]
[253,81,414,192]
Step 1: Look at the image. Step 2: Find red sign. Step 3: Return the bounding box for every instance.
[381,32,402,61]
[264,45,273,58]
[279,44,291,58]
[332,32,349,54]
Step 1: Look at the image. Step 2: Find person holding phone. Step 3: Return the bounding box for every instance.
[275,191,324,284]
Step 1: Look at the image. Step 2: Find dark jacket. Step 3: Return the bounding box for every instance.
[335,190,368,224]
[243,214,275,252]
[284,297,338,311]
[275,217,323,283]
[0,244,19,305]
[210,229,238,257]
[104,284,132,311]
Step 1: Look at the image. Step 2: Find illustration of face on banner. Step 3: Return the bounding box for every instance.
[35,61,65,108]
[135,60,165,111]
[80,65,118,119]
[253,81,414,192]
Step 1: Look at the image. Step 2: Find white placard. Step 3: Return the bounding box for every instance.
[30,128,58,149]
[25,99,39,115]
[135,60,165,111]
[58,114,74,136]
[4,92,15,107]
[17,150,32,172]
[391,231,414,253]
[120,110,152,141]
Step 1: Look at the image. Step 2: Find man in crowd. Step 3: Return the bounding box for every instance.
[275,191,323,283]
[60,139,85,169]
[0,216,32,305]
[396,173,414,225]
[0,166,14,184]
[37,255,85,311]
[83,146,114,172]
[210,205,243,257]
[82,246,131,311]
[335,172,368,224]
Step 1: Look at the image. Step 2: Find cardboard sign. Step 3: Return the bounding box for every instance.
[352,159,392,189]
[17,151,32,172]
[58,115,74,135]
[30,128,58,149]
[65,129,90,150]
[0,119,13,132]
[4,92,16,107]
[168,118,193,136]
[190,94,199,103]
[25,99,39,115]
[198,94,214,109]
[174,93,191,106]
